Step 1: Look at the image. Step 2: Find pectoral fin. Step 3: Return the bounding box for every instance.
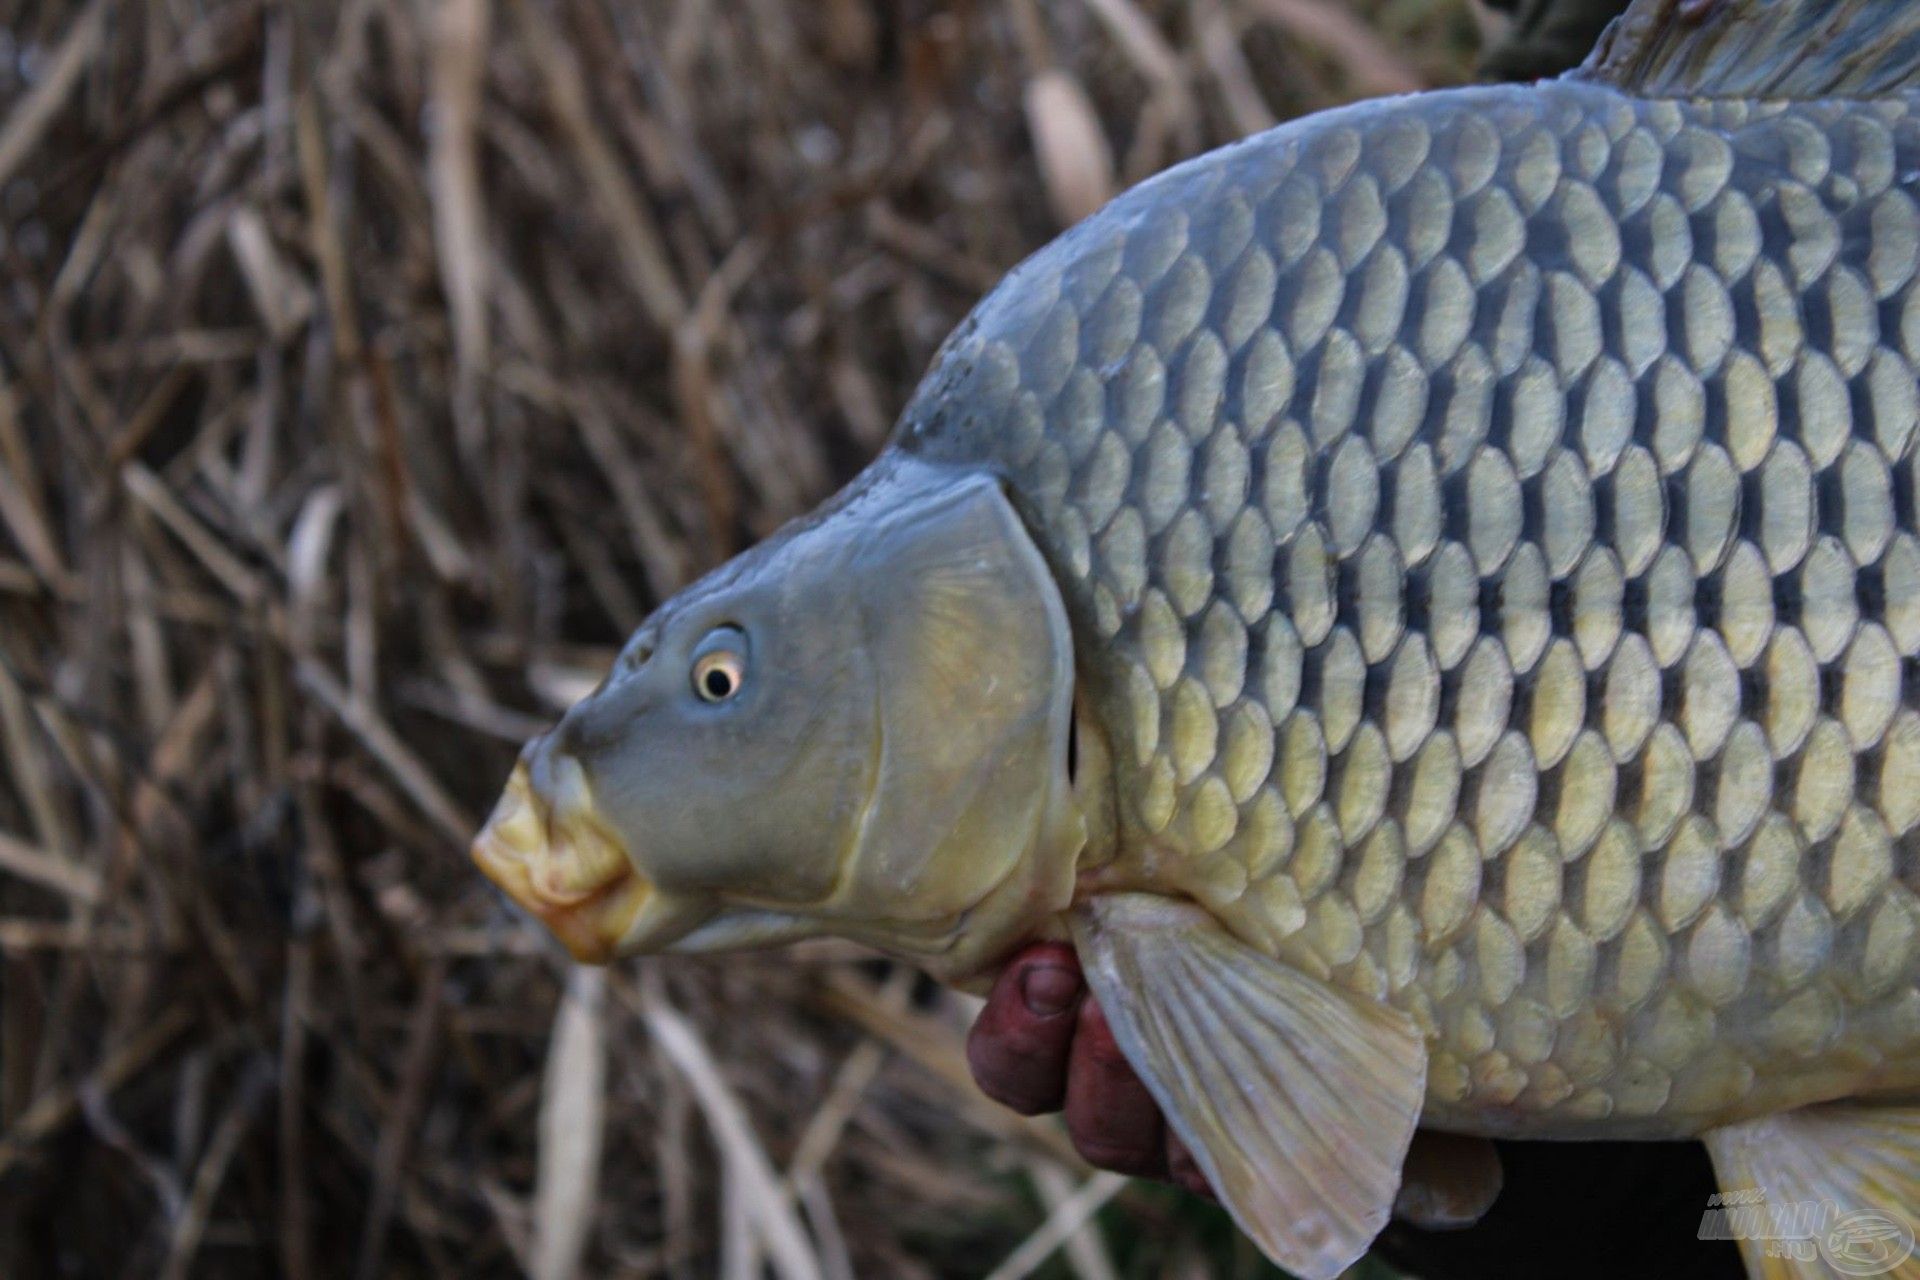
[1395,1131,1503,1230]
[1703,1104,1920,1280]
[1069,893,1427,1280]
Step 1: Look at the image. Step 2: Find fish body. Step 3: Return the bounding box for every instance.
[901,73,1920,1142]
[474,3,1920,1275]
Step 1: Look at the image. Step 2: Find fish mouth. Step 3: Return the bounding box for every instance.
[470,757,656,963]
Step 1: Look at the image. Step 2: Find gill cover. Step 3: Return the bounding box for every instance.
[821,468,1086,962]
[473,458,1086,979]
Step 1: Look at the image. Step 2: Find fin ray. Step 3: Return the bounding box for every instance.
[1704,1104,1920,1279]
[1071,894,1426,1280]
[1576,0,1920,99]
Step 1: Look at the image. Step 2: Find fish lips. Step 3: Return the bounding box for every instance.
[470,757,705,962]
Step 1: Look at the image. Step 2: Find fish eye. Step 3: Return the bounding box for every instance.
[691,628,748,703]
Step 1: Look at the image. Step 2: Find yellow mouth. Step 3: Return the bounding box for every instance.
[470,759,654,963]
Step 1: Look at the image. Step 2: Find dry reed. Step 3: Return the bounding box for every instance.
[0,2,1481,1275]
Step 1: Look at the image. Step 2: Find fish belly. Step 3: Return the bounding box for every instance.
[900,78,1920,1137]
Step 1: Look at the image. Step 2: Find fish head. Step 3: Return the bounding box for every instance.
[472,459,1089,980]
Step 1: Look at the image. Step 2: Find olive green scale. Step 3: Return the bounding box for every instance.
[898,79,1920,1137]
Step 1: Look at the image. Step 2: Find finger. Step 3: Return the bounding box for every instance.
[965,943,1085,1116]
[1166,1130,1217,1202]
[1064,998,1165,1176]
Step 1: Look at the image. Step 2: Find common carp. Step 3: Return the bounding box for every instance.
[472,1,1920,1274]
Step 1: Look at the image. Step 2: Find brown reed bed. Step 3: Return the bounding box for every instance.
[0,2,1482,1275]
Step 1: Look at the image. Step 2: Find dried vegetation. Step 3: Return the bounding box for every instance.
[0,2,1481,1275]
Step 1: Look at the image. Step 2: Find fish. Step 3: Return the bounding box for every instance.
[471,2,1920,1275]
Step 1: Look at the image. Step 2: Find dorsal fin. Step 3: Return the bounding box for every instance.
[1573,0,1920,99]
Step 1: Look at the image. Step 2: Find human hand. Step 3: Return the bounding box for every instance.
[965,946,1741,1280]
[964,941,1214,1199]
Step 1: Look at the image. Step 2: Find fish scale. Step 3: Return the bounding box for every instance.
[900,78,1920,1138]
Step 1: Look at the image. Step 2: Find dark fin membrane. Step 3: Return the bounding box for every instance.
[1574,0,1920,99]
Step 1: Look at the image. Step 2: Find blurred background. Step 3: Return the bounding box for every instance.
[0,2,1513,1276]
